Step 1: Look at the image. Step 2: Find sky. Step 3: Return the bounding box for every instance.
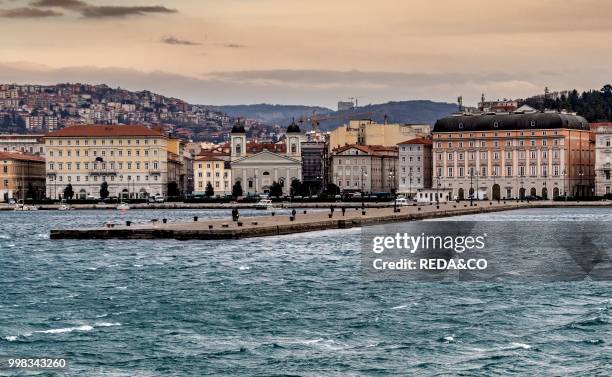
[1,0,612,108]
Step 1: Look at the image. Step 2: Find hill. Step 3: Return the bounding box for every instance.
[214,100,457,130]
[213,104,332,125]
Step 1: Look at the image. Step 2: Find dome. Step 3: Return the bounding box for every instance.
[231,121,246,133]
[286,118,301,133]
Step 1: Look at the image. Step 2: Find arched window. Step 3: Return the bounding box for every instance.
[235,143,241,155]
[291,143,297,153]
[263,171,270,176]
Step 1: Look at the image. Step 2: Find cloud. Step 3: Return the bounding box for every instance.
[30,0,87,9]
[80,5,177,18]
[162,36,201,46]
[0,6,62,18]
[27,0,178,18]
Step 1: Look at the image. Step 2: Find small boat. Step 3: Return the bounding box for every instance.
[13,204,39,211]
[58,204,73,211]
[255,199,277,210]
[116,202,130,211]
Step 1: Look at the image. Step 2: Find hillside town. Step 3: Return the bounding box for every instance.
[2,96,612,207]
[0,83,279,142]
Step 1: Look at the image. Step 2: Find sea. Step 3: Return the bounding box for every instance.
[0,207,610,376]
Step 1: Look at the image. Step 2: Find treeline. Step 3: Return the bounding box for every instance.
[520,85,612,122]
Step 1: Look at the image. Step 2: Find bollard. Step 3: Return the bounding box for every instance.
[193,216,198,222]
[303,210,307,214]
[328,214,333,218]
[453,205,456,208]
[290,216,295,221]
[237,222,243,227]
[162,218,167,224]
[436,205,439,209]
[362,211,366,215]
[271,212,275,216]
[418,207,421,211]
[208,225,213,229]
[126,221,131,226]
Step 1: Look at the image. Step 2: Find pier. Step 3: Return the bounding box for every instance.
[48,200,572,240]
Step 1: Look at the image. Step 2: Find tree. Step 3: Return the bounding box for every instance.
[232,181,243,197]
[270,181,283,198]
[324,183,341,196]
[290,179,302,197]
[205,182,214,197]
[63,184,74,200]
[99,181,109,199]
[26,183,36,200]
[167,181,180,197]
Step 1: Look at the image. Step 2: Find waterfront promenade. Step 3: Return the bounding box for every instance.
[48,200,594,240]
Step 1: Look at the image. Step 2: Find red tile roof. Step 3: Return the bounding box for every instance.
[0,151,45,162]
[45,125,166,138]
[333,144,397,155]
[398,137,433,145]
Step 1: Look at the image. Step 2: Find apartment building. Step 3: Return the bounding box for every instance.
[397,137,433,196]
[432,112,594,200]
[0,151,46,202]
[330,144,398,193]
[592,122,612,196]
[193,153,232,196]
[44,125,168,200]
[328,119,430,151]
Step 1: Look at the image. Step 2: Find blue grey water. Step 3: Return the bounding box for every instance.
[0,207,610,376]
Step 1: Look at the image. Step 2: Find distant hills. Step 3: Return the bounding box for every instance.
[213,104,333,125]
[214,100,458,130]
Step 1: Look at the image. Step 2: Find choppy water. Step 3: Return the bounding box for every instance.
[0,207,610,376]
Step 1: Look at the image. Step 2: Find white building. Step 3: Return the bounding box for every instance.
[230,121,303,196]
[397,137,432,196]
[593,122,612,196]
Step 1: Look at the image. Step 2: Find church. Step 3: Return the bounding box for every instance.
[230,120,304,196]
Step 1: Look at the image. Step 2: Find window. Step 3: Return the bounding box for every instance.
[447,167,453,177]
[530,120,536,127]
[507,166,512,176]
[493,121,499,128]
[458,122,464,129]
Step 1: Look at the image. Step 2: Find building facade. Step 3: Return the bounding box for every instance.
[230,121,303,196]
[194,154,232,196]
[331,144,398,193]
[593,122,612,196]
[44,125,168,200]
[0,151,46,202]
[0,134,45,156]
[328,119,430,151]
[432,112,594,200]
[397,137,433,196]
[301,141,327,191]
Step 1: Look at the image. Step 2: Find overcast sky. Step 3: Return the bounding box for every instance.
[1,0,611,108]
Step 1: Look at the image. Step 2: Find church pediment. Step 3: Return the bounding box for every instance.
[232,150,300,166]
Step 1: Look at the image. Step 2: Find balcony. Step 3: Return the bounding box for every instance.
[149,170,161,175]
[88,169,117,176]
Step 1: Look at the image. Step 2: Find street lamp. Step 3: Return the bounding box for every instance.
[436,174,440,205]
[562,168,567,200]
[470,171,474,206]
[361,168,367,209]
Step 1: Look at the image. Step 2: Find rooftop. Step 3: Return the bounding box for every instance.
[0,151,45,162]
[398,137,432,145]
[434,112,588,133]
[44,125,166,138]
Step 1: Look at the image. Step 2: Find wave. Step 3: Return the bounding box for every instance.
[510,342,532,350]
[4,322,121,340]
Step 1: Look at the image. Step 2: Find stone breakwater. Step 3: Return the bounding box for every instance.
[49,201,581,240]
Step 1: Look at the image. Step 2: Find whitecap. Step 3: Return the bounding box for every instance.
[444,336,455,342]
[115,286,127,290]
[37,325,93,334]
[511,342,531,349]
[133,264,143,267]
[95,313,108,318]
[95,322,121,327]
[391,304,408,310]
[87,267,97,271]
[4,335,17,341]
[0,234,10,239]
[238,265,250,271]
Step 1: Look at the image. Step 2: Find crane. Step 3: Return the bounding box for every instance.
[299,109,374,132]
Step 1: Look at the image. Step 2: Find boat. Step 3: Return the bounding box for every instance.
[13,203,39,211]
[116,202,130,211]
[255,199,278,210]
[58,204,73,211]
